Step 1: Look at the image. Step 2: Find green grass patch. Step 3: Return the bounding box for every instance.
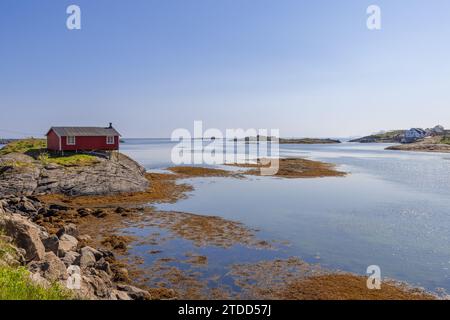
[0,139,100,167]
[0,228,72,300]
[440,136,450,145]
[0,266,73,300]
[0,139,46,156]
[45,154,100,167]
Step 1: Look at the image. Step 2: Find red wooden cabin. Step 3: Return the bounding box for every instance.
[46,123,121,152]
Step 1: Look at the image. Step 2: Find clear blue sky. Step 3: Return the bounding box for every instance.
[1,0,449,138]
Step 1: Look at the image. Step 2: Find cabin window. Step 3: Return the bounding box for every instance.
[67,136,76,145]
[106,136,115,145]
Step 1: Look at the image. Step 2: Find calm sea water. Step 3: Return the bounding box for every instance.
[121,139,450,292]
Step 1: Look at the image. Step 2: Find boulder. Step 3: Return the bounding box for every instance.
[94,258,112,275]
[80,246,103,260]
[42,234,59,255]
[61,251,80,267]
[77,208,92,217]
[78,248,96,269]
[20,200,36,213]
[111,289,132,300]
[56,224,79,238]
[58,234,78,256]
[98,249,114,260]
[0,213,45,262]
[81,268,114,299]
[116,284,151,300]
[28,251,68,281]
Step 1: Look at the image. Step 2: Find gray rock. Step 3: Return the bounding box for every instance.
[42,234,59,255]
[111,289,132,300]
[56,224,79,238]
[98,249,114,259]
[61,251,81,267]
[20,200,36,213]
[81,268,114,299]
[80,246,103,260]
[94,258,112,275]
[0,153,39,196]
[77,208,92,217]
[78,248,96,269]
[0,213,45,262]
[28,251,68,281]
[58,234,78,256]
[116,284,151,300]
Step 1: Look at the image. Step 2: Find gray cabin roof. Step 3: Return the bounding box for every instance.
[47,126,121,137]
[410,128,426,135]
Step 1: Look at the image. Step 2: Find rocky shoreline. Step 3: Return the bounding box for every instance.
[386,137,450,153]
[0,196,151,300]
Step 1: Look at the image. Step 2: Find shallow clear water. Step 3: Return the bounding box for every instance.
[120,139,450,292]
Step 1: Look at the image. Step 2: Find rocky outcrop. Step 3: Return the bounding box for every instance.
[28,251,68,282]
[0,196,151,300]
[0,153,40,195]
[350,130,405,143]
[386,137,450,153]
[0,213,46,262]
[0,152,149,197]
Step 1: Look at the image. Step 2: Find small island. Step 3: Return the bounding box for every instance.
[237,136,341,144]
[351,125,450,153]
[386,135,450,153]
[280,138,341,144]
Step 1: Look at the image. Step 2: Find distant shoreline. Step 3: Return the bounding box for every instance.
[237,136,341,144]
[0,139,19,145]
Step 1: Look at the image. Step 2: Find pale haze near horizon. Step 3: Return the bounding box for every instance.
[0,0,449,138]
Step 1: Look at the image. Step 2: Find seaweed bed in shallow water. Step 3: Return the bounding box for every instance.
[35,159,440,300]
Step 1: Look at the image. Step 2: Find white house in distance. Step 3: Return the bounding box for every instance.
[403,128,427,143]
[402,125,446,143]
